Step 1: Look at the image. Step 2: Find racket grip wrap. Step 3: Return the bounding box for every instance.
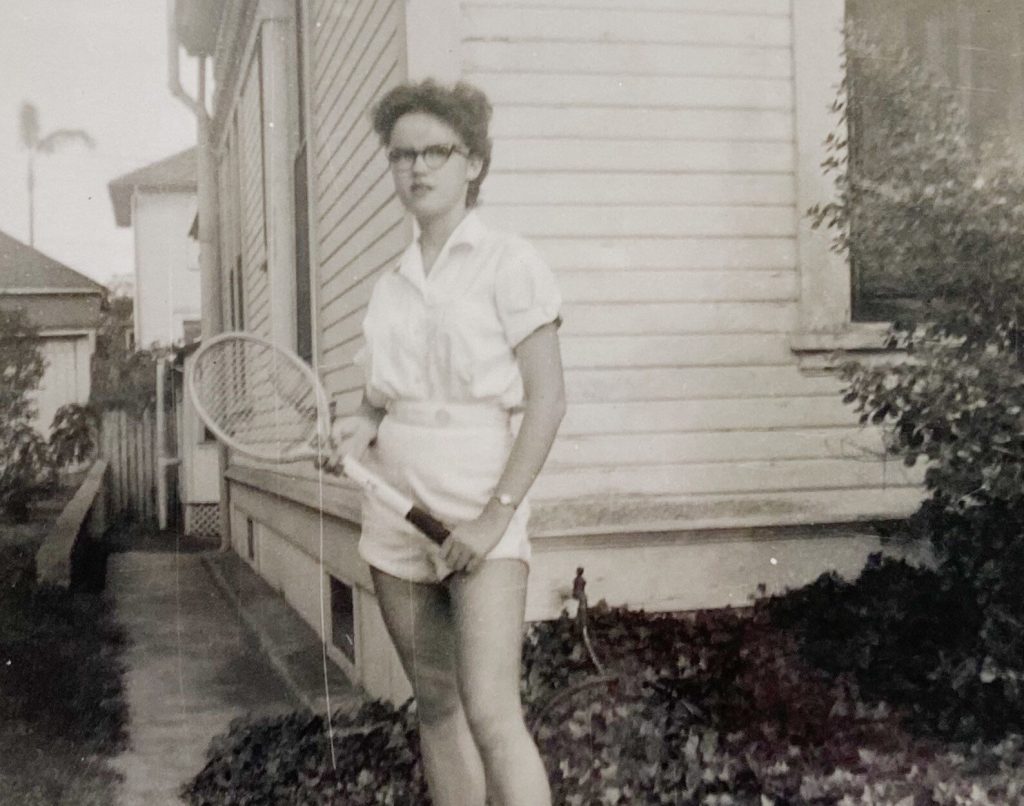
[406,507,450,545]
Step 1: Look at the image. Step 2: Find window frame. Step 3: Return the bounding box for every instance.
[789,0,891,360]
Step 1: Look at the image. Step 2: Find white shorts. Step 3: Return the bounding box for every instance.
[357,401,531,583]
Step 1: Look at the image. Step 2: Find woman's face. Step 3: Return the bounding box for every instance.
[387,111,482,225]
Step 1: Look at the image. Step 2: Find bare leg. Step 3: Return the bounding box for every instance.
[371,567,486,806]
[448,560,552,806]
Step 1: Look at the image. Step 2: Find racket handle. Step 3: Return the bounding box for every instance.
[406,506,450,546]
[341,455,450,546]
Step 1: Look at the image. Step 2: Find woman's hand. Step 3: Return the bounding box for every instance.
[318,415,378,474]
[441,502,515,574]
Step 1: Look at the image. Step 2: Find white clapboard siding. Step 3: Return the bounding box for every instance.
[319,314,365,360]
[318,337,364,375]
[534,458,922,500]
[483,206,795,239]
[560,334,796,368]
[557,270,798,302]
[484,174,795,207]
[560,397,858,436]
[489,141,795,175]
[318,245,393,325]
[312,0,394,146]
[561,302,798,335]
[319,362,365,391]
[490,107,794,142]
[548,427,886,468]
[467,0,790,13]
[564,365,841,402]
[239,54,268,339]
[463,6,792,47]
[489,141,794,176]
[534,239,796,271]
[311,0,407,408]
[319,178,401,270]
[464,41,793,78]
[468,73,792,111]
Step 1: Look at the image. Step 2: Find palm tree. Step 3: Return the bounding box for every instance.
[19,102,95,247]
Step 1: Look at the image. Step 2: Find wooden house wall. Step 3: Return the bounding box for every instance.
[308,0,410,413]
[458,0,921,528]
[239,46,270,340]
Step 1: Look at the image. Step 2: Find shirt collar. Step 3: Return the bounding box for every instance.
[396,211,487,286]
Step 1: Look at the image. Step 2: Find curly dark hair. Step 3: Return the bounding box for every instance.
[371,79,493,207]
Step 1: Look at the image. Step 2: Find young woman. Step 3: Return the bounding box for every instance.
[332,80,563,806]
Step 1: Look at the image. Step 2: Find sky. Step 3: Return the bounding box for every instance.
[0,0,198,287]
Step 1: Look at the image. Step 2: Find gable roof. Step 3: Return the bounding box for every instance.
[108,147,197,227]
[0,229,106,295]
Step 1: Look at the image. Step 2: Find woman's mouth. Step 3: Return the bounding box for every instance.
[410,183,431,196]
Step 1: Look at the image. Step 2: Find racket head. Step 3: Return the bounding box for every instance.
[187,331,331,464]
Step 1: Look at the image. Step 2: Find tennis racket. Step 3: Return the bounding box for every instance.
[186,331,450,545]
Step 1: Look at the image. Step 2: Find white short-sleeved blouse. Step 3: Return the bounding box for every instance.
[356,211,561,411]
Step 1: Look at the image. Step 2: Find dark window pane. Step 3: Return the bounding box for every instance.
[330,576,355,662]
[846,0,1024,321]
[294,142,312,363]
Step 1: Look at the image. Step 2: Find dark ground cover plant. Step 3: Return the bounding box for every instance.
[0,492,128,805]
[183,575,1024,806]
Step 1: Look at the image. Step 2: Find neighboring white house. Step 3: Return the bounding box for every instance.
[108,148,201,349]
[0,229,104,434]
[108,149,219,539]
[171,0,1018,702]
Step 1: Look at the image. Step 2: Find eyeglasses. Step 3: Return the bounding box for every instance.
[386,143,468,171]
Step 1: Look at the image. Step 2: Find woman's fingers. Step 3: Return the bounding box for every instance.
[441,537,477,573]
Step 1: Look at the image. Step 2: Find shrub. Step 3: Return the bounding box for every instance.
[90,295,161,416]
[813,34,1024,616]
[48,403,99,469]
[0,310,51,520]
[0,308,45,423]
[0,423,53,522]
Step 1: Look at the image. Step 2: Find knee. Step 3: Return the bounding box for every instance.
[462,695,527,755]
[412,669,462,726]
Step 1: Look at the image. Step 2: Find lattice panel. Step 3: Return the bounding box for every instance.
[185,503,221,538]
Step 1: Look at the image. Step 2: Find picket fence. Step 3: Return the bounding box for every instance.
[99,409,158,525]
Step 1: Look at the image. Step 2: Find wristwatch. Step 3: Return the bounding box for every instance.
[492,492,518,509]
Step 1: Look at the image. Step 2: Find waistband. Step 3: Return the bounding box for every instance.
[386,400,511,429]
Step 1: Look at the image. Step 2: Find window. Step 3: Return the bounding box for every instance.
[182,319,201,345]
[330,576,355,662]
[846,0,1024,321]
[246,517,256,562]
[293,0,314,363]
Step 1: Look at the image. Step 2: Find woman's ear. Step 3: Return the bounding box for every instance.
[466,153,484,183]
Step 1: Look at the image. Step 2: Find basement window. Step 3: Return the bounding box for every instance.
[330,577,356,662]
[246,517,256,562]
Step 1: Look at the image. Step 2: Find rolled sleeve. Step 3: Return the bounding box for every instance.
[495,245,562,348]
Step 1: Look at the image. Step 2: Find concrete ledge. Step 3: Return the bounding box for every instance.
[201,550,361,715]
[36,459,109,587]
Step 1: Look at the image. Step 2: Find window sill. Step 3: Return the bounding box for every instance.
[789,322,899,374]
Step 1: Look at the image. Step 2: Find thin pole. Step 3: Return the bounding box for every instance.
[27,154,35,247]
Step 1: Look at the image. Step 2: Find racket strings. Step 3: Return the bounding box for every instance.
[194,339,322,460]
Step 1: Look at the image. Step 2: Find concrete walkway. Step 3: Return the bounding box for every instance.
[107,550,357,805]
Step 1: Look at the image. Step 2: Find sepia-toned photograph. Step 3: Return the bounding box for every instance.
[2,1,1024,803]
